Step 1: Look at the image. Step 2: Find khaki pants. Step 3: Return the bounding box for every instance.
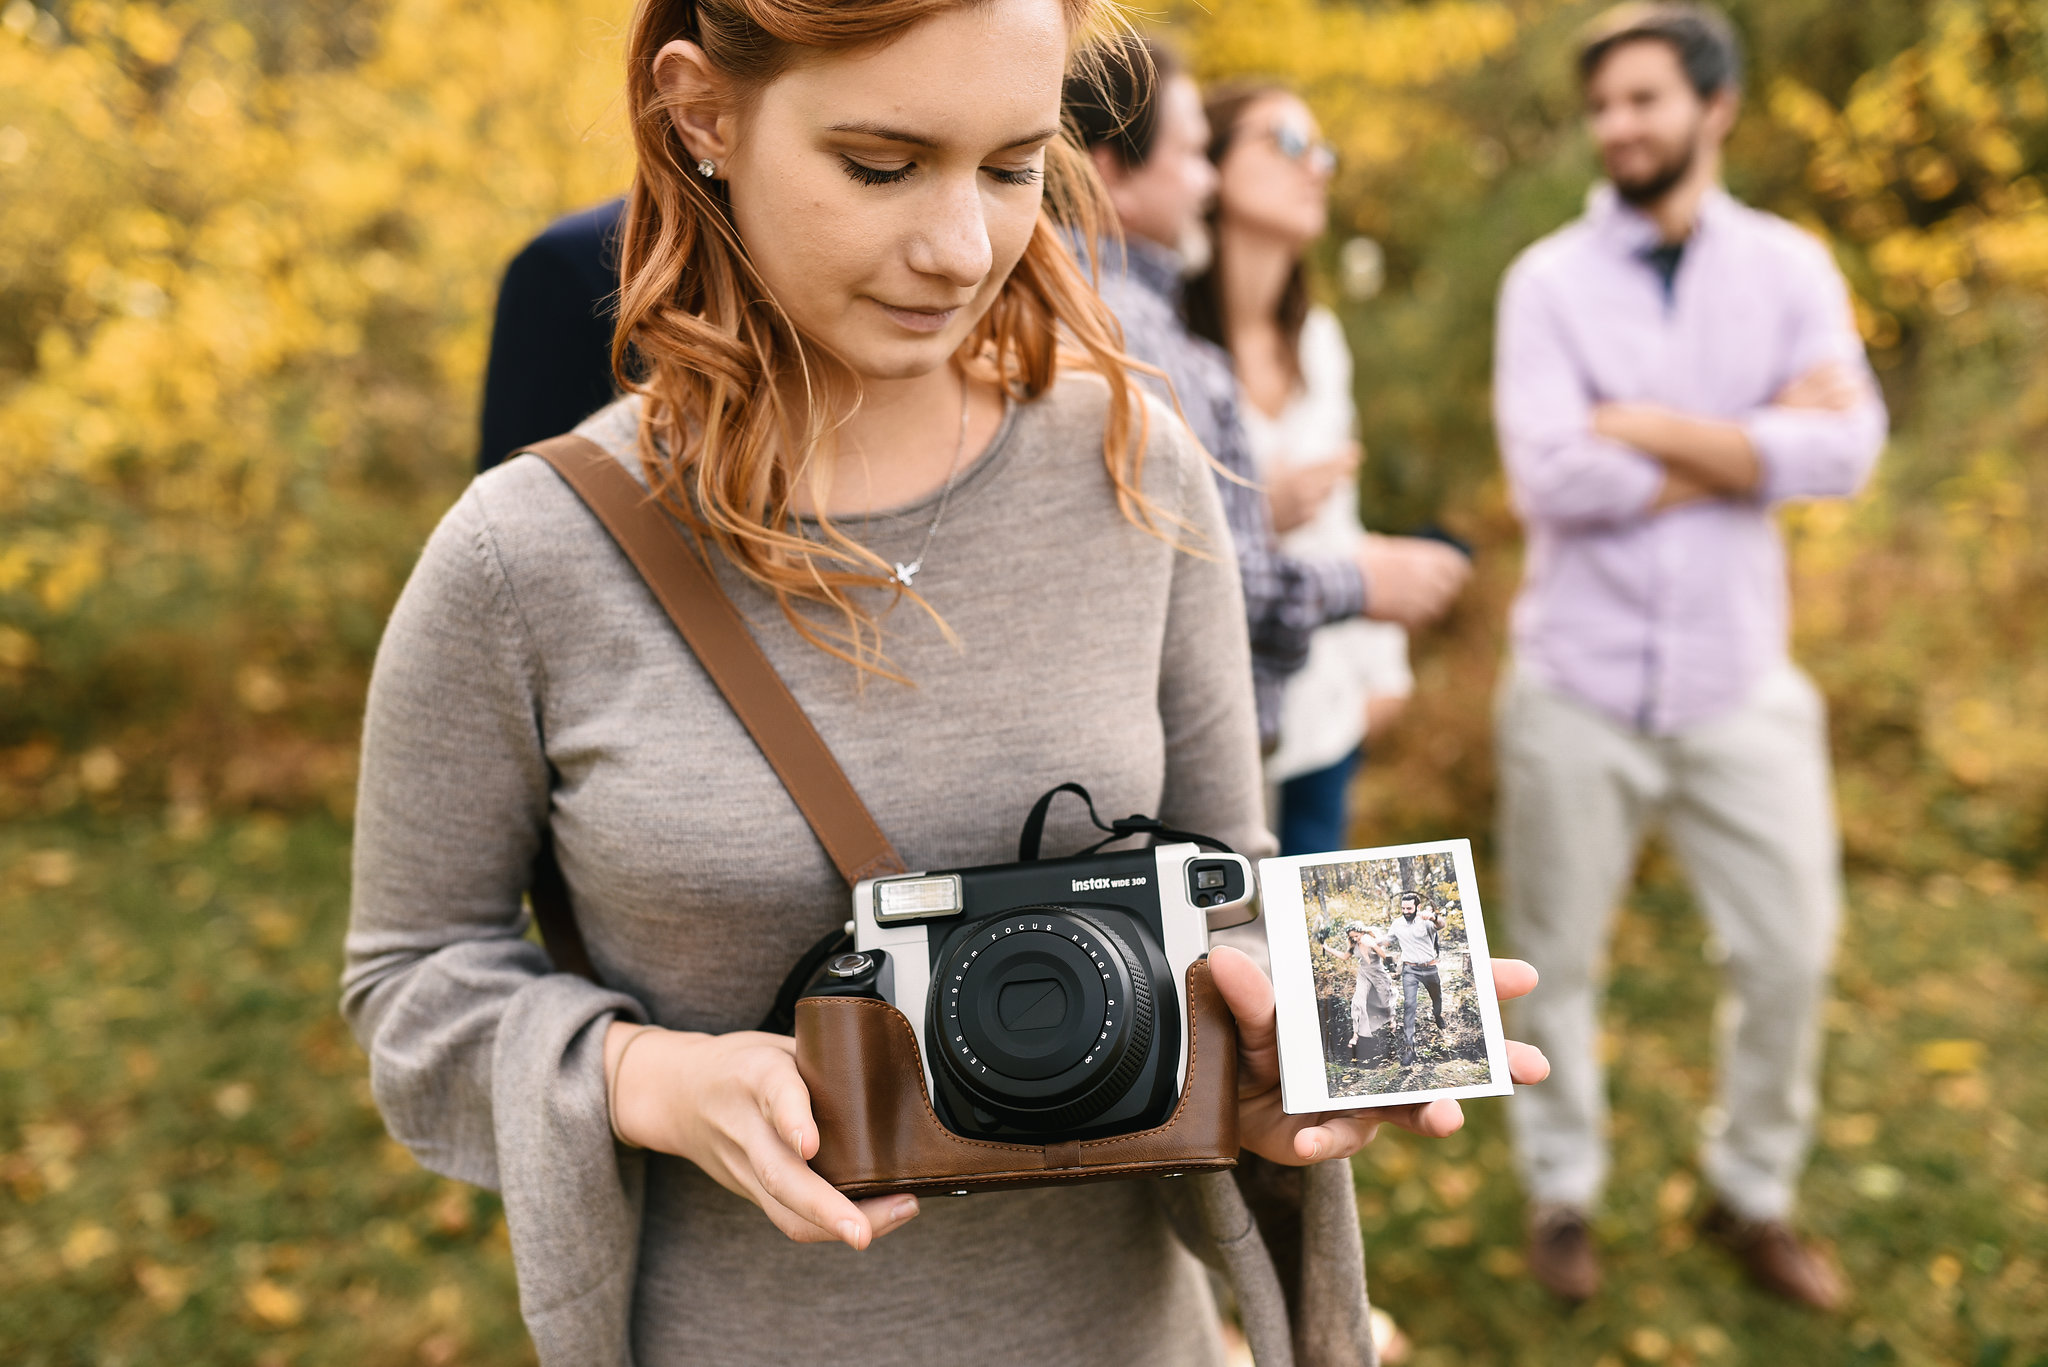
[1496,665,1840,1221]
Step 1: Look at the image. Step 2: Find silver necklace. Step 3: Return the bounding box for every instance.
[890,378,972,588]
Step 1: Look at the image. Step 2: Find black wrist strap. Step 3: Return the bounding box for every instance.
[1016,782,1234,863]
[757,924,856,1035]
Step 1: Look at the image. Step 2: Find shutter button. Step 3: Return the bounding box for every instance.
[826,952,874,979]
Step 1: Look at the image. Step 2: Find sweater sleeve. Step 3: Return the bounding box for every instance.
[1213,418,1369,665]
[341,484,647,1363]
[1151,410,1274,861]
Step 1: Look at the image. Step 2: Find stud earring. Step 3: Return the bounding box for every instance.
[696,158,716,178]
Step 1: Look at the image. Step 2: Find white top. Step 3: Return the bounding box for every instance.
[1387,911,1441,964]
[1239,307,1412,781]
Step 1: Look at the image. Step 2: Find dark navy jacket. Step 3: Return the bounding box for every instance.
[477,197,627,471]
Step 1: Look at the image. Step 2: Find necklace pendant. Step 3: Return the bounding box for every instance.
[892,560,921,587]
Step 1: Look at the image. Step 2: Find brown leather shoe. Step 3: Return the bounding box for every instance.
[1699,1201,1846,1312]
[1527,1204,1600,1302]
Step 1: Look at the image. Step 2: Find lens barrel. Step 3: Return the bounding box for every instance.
[928,907,1155,1133]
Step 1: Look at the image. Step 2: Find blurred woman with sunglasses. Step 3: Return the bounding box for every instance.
[1186,86,1444,859]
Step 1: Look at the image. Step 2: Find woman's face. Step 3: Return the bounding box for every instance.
[1215,92,1332,248]
[662,0,1068,383]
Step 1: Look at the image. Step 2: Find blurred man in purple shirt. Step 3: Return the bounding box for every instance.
[1492,3,1884,1311]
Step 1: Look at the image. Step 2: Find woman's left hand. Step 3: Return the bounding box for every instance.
[1209,945,1550,1164]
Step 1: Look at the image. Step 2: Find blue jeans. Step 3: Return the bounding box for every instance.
[1402,964,1443,1061]
[1276,746,1364,857]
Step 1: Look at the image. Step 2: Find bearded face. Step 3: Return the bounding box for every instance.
[1608,113,1701,206]
[1584,38,1723,209]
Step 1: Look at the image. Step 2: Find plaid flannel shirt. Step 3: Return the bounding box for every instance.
[1090,237,1367,750]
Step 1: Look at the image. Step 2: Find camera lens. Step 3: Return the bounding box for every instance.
[928,908,1155,1133]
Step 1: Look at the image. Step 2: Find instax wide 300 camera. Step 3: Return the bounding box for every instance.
[791,787,1257,1199]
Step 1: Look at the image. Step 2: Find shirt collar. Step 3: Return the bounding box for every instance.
[1586,179,1735,254]
[1096,232,1187,304]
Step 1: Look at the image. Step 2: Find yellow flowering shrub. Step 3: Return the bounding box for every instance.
[0,0,628,812]
[1,0,2044,872]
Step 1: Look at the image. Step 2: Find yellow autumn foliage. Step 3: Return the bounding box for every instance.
[1,0,628,805]
[0,0,2043,870]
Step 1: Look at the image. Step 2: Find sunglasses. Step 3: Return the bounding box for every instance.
[1262,121,1338,176]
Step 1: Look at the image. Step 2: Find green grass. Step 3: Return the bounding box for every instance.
[2,815,2042,1365]
[1357,852,2048,1367]
[0,813,530,1367]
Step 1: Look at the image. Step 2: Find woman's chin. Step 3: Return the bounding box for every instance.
[841,332,969,384]
[1224,211,1322,256]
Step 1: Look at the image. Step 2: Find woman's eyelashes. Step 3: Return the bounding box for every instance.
[836,156,1043,188]
[839,156,912,186]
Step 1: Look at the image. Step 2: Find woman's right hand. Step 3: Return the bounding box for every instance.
[604,1021,920,1250]
[1267,443,1360,534]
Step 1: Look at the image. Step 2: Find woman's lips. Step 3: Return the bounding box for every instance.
[875,301,960,334]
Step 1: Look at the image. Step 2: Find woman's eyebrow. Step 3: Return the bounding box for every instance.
[827,120,1060,152]
[995,125,1061,150]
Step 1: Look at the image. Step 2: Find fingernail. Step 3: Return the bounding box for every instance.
[838,1219,861,1247]
[892,1197,919,1222]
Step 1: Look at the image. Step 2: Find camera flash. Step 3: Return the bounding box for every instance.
[875,874,965,923]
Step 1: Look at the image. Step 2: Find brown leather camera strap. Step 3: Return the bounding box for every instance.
[517,433,907,980]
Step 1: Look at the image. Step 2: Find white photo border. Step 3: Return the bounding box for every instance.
[1258,838,1513,1113]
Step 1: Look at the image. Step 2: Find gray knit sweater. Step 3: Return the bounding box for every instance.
[343,380,1364,1366]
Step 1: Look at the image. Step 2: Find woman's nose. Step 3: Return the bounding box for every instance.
[909,178,994,287]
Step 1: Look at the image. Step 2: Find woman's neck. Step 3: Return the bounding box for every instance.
[1216,218,1304,419]
[788,364,1003,519]
[1217,218,1297,346]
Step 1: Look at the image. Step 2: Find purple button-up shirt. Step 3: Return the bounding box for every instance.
[1493,184,1887,733]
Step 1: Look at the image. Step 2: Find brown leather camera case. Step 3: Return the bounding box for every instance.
[796,958,1240,1199]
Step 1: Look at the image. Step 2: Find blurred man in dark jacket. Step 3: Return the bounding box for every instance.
[476,197,624,471]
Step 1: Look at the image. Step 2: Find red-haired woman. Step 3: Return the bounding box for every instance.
[344,3,1543,1361]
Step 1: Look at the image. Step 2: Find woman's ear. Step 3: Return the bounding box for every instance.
[1090,144,1145,230]
[653,39,736,172]
[1087,143,1125,189]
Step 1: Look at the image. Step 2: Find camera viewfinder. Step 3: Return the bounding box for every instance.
[1186,859,1246,909]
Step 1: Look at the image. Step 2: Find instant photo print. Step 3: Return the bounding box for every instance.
[1260,839,1513,1113]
